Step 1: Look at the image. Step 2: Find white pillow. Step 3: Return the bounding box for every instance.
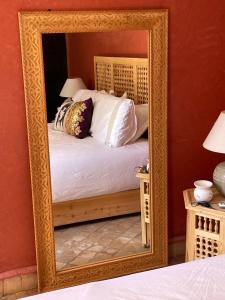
[73,89,137,147]
[130,104,148,142]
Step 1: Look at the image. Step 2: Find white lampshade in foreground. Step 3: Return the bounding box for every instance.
[203,111,225,154]
[60,78,86,98]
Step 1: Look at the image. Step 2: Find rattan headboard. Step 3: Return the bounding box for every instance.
[94,56,149,104]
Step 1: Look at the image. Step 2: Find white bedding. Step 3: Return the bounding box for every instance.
[48,124,148,203]
[24,255,225,300]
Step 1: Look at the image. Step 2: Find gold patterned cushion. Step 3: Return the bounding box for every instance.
[64,98,93,139]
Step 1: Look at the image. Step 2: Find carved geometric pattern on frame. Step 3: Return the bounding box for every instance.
[150,15,168,257]
[195,235,220,259]
[19,10,168,292]
[55,252,165,290]
[19,27,57,286]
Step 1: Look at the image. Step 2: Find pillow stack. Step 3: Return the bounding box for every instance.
[53,89,148,147]
[73,89,137,147]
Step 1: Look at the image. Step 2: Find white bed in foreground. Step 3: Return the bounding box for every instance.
[24,255,225,300]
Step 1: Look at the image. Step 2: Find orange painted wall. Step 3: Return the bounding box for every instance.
[1,0,225,274]
[67,31,148,88]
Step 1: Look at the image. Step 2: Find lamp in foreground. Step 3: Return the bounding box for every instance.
[203,111,225,196]
[60,78,86,98]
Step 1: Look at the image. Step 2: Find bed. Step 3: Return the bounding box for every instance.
[23,255,225,299]
[49,124,148,202]
[52,56,149,226]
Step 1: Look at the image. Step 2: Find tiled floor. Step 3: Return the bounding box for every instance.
[0,227,186,299]
[54,214,150,271]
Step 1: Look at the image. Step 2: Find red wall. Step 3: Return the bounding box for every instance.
[67,31,148,87]
[1,0,225,275]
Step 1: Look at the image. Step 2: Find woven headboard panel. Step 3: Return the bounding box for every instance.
[94,56,149,104]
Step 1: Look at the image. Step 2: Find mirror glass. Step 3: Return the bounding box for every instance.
[42,30,151,272]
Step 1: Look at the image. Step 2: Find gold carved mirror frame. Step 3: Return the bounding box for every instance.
[19,10,168,293]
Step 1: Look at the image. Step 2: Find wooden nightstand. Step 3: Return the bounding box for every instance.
[184,188,225,262]
[136,172,151,248]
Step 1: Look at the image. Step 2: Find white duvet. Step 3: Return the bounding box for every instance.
[23,255,225,300]
[48,124,148,203]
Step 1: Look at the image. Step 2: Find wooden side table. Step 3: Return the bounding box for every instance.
[184,188,225,262]
[136,172,151,248]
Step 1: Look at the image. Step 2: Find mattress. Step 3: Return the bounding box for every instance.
[23,255,225,300]
[48,124,148,203]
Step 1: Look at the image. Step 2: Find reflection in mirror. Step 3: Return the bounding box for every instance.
[42,30,150,271]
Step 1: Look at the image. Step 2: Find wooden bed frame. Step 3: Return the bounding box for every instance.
[53,56,149,227]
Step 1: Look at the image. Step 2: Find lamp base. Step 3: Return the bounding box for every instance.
[213,161,225,197]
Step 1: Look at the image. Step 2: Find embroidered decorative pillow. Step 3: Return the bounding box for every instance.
[64,98,93,139]
[54,98,73,131]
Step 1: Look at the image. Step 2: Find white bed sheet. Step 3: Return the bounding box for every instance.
[24,255,225,300]
[48,124,148,203]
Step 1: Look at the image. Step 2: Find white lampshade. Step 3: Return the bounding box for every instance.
[59,78,86,97]
[203,111,225,154]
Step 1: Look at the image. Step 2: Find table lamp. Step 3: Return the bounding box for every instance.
[203,111,225,196]
[60,78,86,98]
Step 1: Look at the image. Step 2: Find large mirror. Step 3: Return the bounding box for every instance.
[42,31,150,271]
[19,10,168,292]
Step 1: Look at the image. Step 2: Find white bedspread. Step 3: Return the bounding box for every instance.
[48,124,148,203]
[24,255,225,300]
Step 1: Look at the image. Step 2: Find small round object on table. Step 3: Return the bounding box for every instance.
[194,180,213,203]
